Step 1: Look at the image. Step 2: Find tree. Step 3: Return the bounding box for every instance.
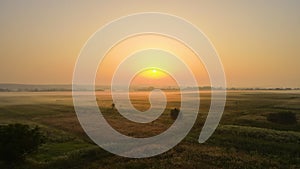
[111,103,115,110]
[0,123,45,162]
[170,108,180,120]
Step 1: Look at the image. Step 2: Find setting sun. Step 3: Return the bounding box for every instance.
[139,68,167,79]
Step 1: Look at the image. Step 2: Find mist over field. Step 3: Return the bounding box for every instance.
[0,89,299,168]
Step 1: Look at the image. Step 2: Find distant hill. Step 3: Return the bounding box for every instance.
[0,84,299,92]
[0,84,105,92]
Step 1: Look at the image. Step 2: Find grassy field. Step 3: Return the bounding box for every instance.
[0,91,299,169]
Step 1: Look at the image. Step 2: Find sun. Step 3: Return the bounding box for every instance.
[140,68,167,79]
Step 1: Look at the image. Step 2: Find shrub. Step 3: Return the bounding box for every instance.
[0,123,45,162]
[170,108,180,120]
[267,111,297,125]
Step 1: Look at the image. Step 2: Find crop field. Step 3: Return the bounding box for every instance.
[0,90,299,169]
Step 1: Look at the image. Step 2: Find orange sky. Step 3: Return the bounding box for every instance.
[96,34,209,87]
[0,1,299,88]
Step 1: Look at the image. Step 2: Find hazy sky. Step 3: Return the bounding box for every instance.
[0,0,299,88]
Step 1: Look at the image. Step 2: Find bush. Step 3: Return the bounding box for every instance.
[267,112,297,125]
[0,123,45,162]
[170,108,180,120]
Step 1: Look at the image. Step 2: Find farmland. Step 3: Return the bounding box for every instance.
[0,90,299,169]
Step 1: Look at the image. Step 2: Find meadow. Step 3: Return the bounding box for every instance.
[0,90,299,169]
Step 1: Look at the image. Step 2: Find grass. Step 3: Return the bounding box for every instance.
[28,141,93,162]
[0,91,299,168]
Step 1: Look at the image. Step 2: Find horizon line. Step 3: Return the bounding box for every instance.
[0,83,299,89]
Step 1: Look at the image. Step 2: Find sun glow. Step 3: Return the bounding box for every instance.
[140,68,167,79]
[96,34,209,87]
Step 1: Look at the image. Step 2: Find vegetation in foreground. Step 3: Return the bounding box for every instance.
[0,91,299,169]
[0,123,44,168]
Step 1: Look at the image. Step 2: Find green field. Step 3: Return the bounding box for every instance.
[0,91,299,169]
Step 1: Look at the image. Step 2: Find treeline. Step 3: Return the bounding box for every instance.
[0,88,106,92]
[0,88,73,92]
[228,87,300,90]
[0,84,107,92]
